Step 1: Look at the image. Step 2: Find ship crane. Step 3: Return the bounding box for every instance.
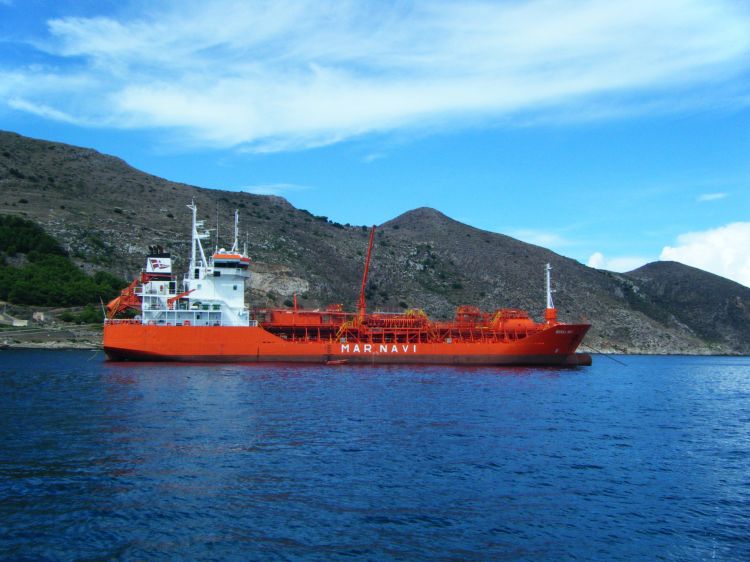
[105,278,140,319]
[167,289,195,310]
[357,226,376,324]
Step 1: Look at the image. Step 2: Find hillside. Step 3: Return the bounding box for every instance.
[1,130,748,354]
[625,261,750,352]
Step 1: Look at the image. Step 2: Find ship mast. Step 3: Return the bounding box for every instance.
[188,201,197,273]
[544,263,557,324]
[187,200,209,276]
[215,202,219,253]
[231,209,239,253]
[357,226,376,323]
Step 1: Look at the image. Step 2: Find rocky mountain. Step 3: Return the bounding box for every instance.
[1,130,748,354]
[625,261,750,352]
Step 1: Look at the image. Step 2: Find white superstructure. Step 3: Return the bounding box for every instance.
[136,203,253,327]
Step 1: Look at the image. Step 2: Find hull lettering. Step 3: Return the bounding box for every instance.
[340,343,418,354]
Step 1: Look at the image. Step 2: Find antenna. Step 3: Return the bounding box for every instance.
[187,200,209,274]
[357,226,376,323]
[545,263,554,309]
[544,263,557,324]
[215,202,219,252]
[187,200,197,273]
[231,209,239,253]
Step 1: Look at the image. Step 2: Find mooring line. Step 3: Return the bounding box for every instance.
[581,343,628,366]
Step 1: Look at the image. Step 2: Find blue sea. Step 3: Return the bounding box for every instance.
[1,351,749,561]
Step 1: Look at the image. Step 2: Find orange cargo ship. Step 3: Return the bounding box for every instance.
[103,203,591,366]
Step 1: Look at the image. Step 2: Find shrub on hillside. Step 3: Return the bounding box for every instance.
[0,215,66,256]
[0,215,127,306]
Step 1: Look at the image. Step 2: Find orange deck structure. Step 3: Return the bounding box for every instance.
[103,207,591,366]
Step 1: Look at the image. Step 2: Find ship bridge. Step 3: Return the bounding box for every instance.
[136,205,254,328]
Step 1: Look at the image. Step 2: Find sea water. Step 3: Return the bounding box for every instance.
[1,351,749,560]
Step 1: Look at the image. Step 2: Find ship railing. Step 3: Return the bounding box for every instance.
[104,317,257,327]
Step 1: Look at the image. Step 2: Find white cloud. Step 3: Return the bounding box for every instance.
[7,97,86,125]
[240,183,309,196]
[697,192,728,202]
[362,153,385,163]
[4,0,750,150]
[587,252,605,269]
[587,252,651,272]
[660,222,750,286]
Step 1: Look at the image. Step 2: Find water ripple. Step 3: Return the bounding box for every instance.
[1,352,749,560]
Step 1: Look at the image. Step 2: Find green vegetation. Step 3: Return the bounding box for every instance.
[0,215,128,306]
[58,305,103,324]
[0,215,65,256]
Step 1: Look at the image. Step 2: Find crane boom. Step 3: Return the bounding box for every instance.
[167,289,195,310]
[357,226,376,323]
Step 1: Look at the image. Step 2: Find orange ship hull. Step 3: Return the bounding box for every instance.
[103,321,592,366]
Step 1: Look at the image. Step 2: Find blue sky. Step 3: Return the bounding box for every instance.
[1,0,749,286]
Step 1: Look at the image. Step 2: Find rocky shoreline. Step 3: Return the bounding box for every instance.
[2,341,101,350]
[1,326,101,350]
